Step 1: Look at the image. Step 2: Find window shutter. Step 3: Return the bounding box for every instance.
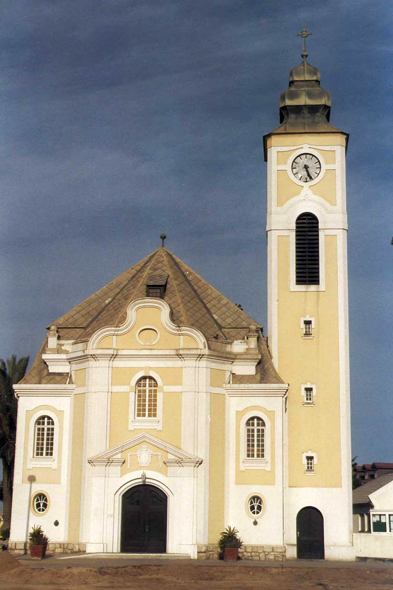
[296,213,320,285]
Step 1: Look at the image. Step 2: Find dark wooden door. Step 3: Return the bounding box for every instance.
[121,485,167,553]
[297,507,324,559]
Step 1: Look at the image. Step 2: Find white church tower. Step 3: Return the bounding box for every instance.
[264,28,354,559]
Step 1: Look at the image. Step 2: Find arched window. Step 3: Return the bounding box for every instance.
[135,377,158,418]
[296,213,320,285]
[246,417,265,459]
[34,416,55,457]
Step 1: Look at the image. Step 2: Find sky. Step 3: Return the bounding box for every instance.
[0,0,392,466]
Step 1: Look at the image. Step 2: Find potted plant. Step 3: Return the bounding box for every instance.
[29,525,49,559]
[219,526,243,562]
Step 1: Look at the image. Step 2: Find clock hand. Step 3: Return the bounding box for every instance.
[304,164,312,180]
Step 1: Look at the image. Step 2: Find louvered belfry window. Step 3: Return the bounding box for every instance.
[296,213,320,285]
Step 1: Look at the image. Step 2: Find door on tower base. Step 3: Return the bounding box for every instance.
[121,484,167,553]
[296,507,324,559]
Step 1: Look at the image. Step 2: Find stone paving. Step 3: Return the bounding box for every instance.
[14,553,393,569]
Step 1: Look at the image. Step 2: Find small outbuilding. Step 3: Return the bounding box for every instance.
[353,473,393,559]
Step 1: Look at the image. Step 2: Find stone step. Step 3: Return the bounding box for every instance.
[59,553,191,560]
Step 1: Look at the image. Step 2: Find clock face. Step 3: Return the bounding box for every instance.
[291,153,321,183]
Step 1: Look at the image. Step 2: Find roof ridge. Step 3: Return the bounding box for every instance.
[167,249,260,328]
[165,250,228,340]
[162,249,187,325]
[80,250,158,334]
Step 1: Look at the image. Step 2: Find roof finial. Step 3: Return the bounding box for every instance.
[297,25,312,61]
[160,233,167,247]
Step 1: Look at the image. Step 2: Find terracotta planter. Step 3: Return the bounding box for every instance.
[223,547,239,562]
[30,544,47,559]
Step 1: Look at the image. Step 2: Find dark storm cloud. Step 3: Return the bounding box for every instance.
[0,0,392,463]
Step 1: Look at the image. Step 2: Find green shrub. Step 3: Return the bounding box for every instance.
[28,525,49,546]
[0,528,10,541]
[218,526,243,552]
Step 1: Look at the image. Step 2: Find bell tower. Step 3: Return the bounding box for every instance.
[264,29,354,559]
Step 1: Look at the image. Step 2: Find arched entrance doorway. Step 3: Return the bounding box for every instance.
[121,484,167,553]
[296,506,324,559]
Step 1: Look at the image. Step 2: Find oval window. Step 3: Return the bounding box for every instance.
[137,328,159,345]
[32,493,49,515]
[248,495,263,517]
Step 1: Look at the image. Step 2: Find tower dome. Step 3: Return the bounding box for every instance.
[278,59,332,129]
[273,27,340,133]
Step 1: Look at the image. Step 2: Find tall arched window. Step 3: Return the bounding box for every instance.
[34,416,55,457]
[246,417,265,459]
[296,213,320,285]
[135,377,158,418]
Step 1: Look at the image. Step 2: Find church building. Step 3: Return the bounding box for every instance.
[10,35,354,560]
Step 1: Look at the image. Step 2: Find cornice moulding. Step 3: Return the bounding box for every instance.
[14,384,74,398]
[225,383,288,397]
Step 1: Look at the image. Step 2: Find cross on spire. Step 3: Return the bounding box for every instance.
[297,25,312,60]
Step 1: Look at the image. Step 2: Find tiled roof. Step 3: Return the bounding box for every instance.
[353,473,393,505]
[232,337,284,385]
[22,248,282,386]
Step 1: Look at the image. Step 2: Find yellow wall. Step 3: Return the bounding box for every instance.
[74,369,86,388]
[277,235,342,487]
[110,389,182,449]
[235,406,275,485]
[277,169,336,207]
[210,369,227,388]
[277,149,335,166]
[208,393,226,543]
[182,335,199,348]
[68,393,86,542]
[111,366,183,387]
[98,335,113,348]
[267,133,347,149]
[23,406,63,484]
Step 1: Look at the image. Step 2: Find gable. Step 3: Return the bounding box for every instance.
[88,432,203,468]
[369,479,393,510]
[93,301,204,351]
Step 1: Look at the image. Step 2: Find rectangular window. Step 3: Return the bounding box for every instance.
[246,417,265,459]
[146,286,163,298]
[372,514,387,533]
[135,377,158,418]
[389,515,393,532]
[304,320,312,337]
[306,456,314,472]
[34,416,55,458]
[305,387,313,404]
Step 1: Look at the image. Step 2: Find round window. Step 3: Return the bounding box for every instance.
[137,327,160,345]
[248,495,263,517]
[33,493,49,515]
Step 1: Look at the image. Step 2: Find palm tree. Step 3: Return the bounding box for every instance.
[0,355,29,533]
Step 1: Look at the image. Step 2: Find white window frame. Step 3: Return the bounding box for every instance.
[28,410,59,470]
[302,450,317,475]
[301,382,316,406]
[301,316,315,339]
[129,370,163,431]
[240,411,271,471]
[370,512,393,535]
